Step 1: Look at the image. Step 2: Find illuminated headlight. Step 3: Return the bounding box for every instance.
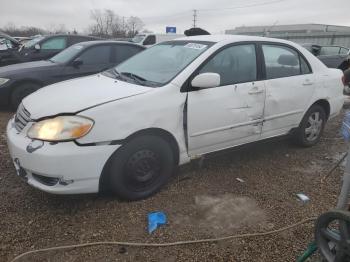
[27,116,94,142]
[0,78,9,86]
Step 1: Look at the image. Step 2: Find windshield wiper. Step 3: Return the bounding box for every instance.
[108,68,126,81]
[120,72,161,87]
[121,72,146,84]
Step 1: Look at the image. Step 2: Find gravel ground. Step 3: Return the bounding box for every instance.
[0,109,348,262]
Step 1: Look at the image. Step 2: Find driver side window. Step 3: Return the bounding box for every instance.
[41,37,67,50]
[199,44,257,86]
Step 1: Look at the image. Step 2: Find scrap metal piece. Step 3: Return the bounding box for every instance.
[296,193,310,203]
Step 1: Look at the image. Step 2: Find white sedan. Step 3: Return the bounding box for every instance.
[7,35,344,200]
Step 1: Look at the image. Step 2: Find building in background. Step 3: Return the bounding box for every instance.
[225,24,350,47]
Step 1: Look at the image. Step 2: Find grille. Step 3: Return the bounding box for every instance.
[14,103,32,132]
[32,174,59,186]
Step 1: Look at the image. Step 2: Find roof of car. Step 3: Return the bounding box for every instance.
[175,34,294,44]
[73,40,145,48]
[42,34,101,39]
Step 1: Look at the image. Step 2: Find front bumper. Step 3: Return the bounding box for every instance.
[6,118,120,194]
[0,80,12,107]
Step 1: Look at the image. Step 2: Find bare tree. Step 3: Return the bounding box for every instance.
[88,9,145,38]
[90,9,105,37]
[1,23,46,37]
[126,16,144,37]
[46,23,67,34]
[90,9,120,37]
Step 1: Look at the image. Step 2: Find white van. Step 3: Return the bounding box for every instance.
[7,35,344,200]
[131,33,184,46]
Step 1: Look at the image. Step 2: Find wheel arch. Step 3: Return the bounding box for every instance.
[99,127,180,193]
[311,99,330,120]
[9,79,44,108]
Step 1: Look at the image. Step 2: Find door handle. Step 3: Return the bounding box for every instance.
[248,88,264,95]
[303,79,314,86]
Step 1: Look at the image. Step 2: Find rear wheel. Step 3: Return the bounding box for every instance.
[104,135,175,200]
[293,105,326,147]
[10,82,41,110]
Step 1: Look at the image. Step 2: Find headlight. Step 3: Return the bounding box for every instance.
[0,78,9,86]
[27,116,94,142]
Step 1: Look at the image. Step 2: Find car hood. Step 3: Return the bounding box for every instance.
[22,74,153,119]
[0,60,57,76]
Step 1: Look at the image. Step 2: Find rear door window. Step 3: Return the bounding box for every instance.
[114,45,143,63]
[300,56,312,74]
[41,37,67,50]
[262,45,302,79]
[69,36,93,45]
[77,45,111,65]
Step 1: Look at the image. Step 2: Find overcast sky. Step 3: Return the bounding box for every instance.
[1,0,350,34]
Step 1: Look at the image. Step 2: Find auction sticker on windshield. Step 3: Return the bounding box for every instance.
[184,43,207,50]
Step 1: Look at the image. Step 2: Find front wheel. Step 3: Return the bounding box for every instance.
[104,135,175,200]
[293,105,326,147]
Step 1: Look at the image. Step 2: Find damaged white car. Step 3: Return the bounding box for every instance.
[7,35,344,200]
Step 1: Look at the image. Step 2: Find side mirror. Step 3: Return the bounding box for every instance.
[72,59,83,68]
[191,73,220,89]
[34,44,41,51]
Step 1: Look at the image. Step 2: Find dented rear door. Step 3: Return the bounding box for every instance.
[261,44,316,138]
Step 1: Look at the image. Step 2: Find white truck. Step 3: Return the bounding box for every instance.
[131,33,184,46]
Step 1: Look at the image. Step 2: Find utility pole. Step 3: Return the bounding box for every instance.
[192,9,197,28]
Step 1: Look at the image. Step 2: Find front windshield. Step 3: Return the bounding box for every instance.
[50,44,84,64]
[23,36,44,48]
[113,41,213,87]
[131,35,145,43]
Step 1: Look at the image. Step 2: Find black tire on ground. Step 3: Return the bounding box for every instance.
[10,83,41,110]
[104,135,175,201]
[293,105,326,147]
[315,210,350,262]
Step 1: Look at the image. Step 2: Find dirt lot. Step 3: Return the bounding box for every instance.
[0,109,348,262]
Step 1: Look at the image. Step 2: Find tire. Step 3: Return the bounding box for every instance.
[293,105,326,147]
[104,135,175,200]
[315,210,350,262]
[10,83,41,110]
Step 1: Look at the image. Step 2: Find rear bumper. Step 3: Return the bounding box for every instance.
[329,95,345,119]
[6,118,120,194]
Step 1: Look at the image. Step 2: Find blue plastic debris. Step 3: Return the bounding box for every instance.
[148,211,167,234]
[341,111,350,141]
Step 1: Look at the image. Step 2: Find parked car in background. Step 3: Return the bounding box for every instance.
[131,33,184,46]
[13,36,33,44]
[302,44,350,71]
[0,41,145,109]
[6,35,344,200]
[14,34,101,64]
[0,33,21,67]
